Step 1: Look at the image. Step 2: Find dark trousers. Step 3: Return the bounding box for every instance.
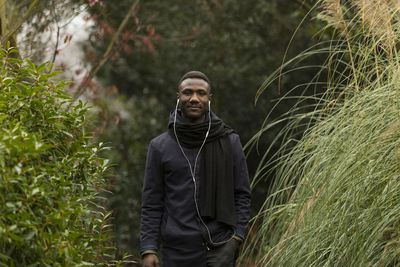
[206,239,237,267]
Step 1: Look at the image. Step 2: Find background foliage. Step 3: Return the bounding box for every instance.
[84,0,326,256]
[1,0,341,264]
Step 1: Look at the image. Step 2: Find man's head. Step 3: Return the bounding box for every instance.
[177,71,213,124]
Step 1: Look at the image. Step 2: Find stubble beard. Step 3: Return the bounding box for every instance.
[181,106,206,123]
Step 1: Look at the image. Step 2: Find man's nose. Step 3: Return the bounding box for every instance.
[189,93,200,103]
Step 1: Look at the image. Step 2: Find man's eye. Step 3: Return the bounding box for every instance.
[182,91,192,96]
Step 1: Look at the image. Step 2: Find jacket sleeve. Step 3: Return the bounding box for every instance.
[231,134,251,240]
[140,140,164,253]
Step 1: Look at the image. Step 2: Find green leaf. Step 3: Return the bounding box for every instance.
[23,230,36,241]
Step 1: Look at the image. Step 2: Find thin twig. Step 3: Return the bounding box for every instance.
[161,33,200,42]
[49,2,60,72]
[49,25,60,72]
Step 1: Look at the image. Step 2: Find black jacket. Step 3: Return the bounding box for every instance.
[140,111,251,266]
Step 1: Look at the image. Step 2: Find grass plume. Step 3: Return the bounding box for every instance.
[319,0,346,33]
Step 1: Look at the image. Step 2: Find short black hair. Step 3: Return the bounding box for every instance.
[178,71,211,90]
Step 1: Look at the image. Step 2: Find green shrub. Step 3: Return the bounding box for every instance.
[0,46,128,266]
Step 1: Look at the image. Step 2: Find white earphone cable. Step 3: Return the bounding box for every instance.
[173,99,234,246]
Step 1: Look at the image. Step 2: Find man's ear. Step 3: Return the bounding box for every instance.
[176,92,180,99]
[208,94,213,101]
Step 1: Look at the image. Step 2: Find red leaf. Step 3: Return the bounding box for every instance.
[122,44,133,56]
[142,37,155,52]
[147,25,155,36]
[87,0,103,7]
[153,34,162,41]
[64,34,72,43]
[214,0,222,9]
[114,114,120,126]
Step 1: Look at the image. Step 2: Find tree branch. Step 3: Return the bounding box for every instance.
[5,0,40,44]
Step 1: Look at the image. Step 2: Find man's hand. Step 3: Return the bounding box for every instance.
[142,253,159,267]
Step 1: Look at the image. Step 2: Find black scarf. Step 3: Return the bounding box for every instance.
[168,111,236,227]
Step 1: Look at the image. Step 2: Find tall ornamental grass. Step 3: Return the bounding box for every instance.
[243,0,400,266]
[0,46,130,266]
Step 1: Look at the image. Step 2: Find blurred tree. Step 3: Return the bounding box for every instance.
[97,94,165,259]
[0,0,88,56]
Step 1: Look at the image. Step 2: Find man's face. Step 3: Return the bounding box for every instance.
[177,78,212,124]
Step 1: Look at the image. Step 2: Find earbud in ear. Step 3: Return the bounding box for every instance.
[208,100,211,110]
[177,98,180,104]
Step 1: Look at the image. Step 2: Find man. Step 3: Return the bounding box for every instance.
[140,71,251,267]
